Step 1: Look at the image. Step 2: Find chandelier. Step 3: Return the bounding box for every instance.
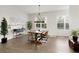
[35,5,47,23]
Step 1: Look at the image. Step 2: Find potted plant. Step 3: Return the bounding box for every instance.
[71,30,78,42]
[1,17,8,44]
[27,21,32,31]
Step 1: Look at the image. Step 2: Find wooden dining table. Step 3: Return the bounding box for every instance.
[29,30,46,44]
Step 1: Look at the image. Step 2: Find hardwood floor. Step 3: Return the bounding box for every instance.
[0,35,74,53]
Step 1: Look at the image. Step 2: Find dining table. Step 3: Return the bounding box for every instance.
[29,30,47,44]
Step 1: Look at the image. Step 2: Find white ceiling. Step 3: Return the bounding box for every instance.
[0,5,69,14]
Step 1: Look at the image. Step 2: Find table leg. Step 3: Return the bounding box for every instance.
[35,33,37,41]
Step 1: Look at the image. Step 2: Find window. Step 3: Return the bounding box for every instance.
[34,16,47,29]
[57,18,64,29]
[42,23,47,28]
[57,23,64,29]
[36,23,40,28]
[57,16,70,30]
[35,21,47,28]
[65,23,69,29]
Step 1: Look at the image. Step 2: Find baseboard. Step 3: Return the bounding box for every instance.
[48,34,69,38]
[48,35,56,37]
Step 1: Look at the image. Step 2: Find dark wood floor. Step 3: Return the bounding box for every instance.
[0,35,74,53]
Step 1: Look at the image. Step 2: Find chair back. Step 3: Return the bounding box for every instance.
[42,31,48,36]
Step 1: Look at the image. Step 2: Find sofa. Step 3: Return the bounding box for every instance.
[69,38,79,52]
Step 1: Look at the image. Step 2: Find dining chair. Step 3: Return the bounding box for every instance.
[41,31,48,41]
[27,32,33,40]
[38,31,48,42]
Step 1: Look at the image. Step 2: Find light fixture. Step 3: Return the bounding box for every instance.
[34,5,47,30]
[36,5,47,23]
[37,5,42,21]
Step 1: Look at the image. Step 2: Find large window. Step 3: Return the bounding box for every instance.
[34,21,47,29]
[57,16,70,30]
[34,16,47,29]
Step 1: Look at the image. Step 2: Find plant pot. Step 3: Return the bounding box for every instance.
[1,38,7,44]
[73,36,78,42]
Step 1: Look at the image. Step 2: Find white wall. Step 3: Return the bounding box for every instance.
[28,9,70,37]
[69,6,79,30]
